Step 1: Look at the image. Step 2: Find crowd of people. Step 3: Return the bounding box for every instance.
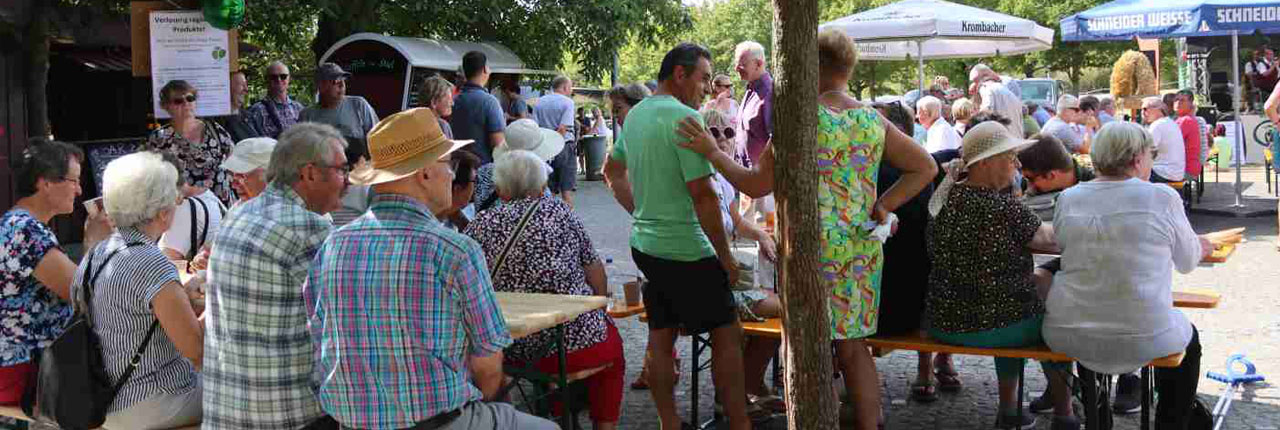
[0,30,1233,430]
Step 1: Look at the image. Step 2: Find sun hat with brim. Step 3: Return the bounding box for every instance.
[494,118,565,162]
[960,121,1036,168]
[349,108,473,186]
[220,137,277,174]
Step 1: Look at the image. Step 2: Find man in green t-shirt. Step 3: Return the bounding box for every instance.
[602,43,750,430]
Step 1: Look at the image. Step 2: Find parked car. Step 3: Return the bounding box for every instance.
[1017,78,1068,110]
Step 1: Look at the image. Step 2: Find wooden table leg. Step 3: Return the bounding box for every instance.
[558,325,572,430]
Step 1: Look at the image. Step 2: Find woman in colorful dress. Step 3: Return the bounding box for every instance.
[148,79,236,205]
[676,29,936,430]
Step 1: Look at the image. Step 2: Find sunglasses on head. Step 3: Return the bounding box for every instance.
[268,73,289,82]
[708,127,736,140]
[170,94,197,105]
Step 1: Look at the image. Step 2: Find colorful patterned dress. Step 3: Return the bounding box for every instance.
[819,105,885,340]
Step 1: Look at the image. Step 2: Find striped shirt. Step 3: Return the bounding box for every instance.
[204,182,333,429]
[73,228,195,412]
[305,194,511,429]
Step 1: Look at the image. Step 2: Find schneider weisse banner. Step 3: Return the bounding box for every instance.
[1062,1,1280,42]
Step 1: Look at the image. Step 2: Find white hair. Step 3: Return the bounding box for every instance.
[969,63,993,82]
[494,150,548,199]
[734,41,766,64]
[269,122,345,185]
[1091,121,1154,177]
[917,96,943,116]
[103,152,180,229]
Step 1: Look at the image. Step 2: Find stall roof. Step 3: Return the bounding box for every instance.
[321,33,556,75]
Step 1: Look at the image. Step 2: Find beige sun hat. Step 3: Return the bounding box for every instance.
[349,108,473,186]
[960,121,1036,168]
[494,118,565,162]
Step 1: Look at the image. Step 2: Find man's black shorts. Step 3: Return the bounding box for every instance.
[632,248,737,335]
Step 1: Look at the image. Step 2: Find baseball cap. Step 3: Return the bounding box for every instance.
[220,137,277,174]
[316,62,351,81]
[1056,94,1081,113]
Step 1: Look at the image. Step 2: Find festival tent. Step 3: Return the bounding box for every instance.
[820,0,1054,92]
[1061,0,1280,208]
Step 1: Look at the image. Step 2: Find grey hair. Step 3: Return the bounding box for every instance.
[268,122,346,185]
[969,63,994,82]
[419,75,454,108]
[265,60,289,74]
[917,96,943,116]
[608,83,651,107]
[1100,97,1115,110]
[702,108,730,129]
[1091,121,1155,177]
[551,75,572,92]
[493,150,548,199]
[735,40,766,63]
[102,151,180,229]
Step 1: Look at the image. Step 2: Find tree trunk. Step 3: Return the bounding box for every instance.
[24,0,48,140]
[771,0,837,428]
[310,0,380,65]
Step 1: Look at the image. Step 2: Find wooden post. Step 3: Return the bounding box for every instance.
[771,0,837,428]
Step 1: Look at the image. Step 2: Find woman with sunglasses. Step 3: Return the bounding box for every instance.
[147,80,237,206]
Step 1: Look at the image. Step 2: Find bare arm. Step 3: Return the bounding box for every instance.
[1265,84,1280,125]
[676,116,774,197]
[469,350,505,400]
[585,259,607,296]
[688,176,739,286]
[603,155,635,213]
[489,131,506,150]
[32,249,77,301]
[1028,223,1060,254]
[555,125,567,137]
[152,281,203,369]
[876,116,938,219]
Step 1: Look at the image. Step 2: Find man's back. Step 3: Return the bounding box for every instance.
[1176,115,1202,175]
[451,84,506,163]
[304,194,511,429]
[533,93,575,139]
[204,183,333,429]
[612,95,716,262]
[978,81,1025,139]
[1042,117,1084,153]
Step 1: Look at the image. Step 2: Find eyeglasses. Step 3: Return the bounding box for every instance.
[715,83,732,88]
[708,127,736,140]
[59,176,80,186]
[268,73,290,82]
[315,163,350,177]
[170,94,197,105]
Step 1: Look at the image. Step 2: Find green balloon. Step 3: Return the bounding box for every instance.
[203,0,245,31]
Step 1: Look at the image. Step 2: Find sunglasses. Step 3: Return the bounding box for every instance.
[170,94,197,105]
[268,73,289,82]
[708,127,736,140]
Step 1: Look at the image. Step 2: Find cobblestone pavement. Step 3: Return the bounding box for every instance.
[572,170,1280,430]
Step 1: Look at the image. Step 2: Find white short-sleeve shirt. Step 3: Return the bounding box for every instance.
[159,189,225,259]
[1148,117,1186,181]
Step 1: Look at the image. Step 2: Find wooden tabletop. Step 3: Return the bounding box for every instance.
[497,292,608,340]
[1173,288,1221,309]
[607,302,646,319]
[1204,243,1237,264]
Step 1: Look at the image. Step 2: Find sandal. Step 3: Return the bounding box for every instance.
[910,380,939,403]
[934,368,962,392]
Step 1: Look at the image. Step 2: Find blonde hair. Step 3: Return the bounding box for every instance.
[1091,121,1154,177]
[418,75,454,108]
[951,98,976,121]
[734,41,766,63]
[818,29,858,77]
[701,108,730,129]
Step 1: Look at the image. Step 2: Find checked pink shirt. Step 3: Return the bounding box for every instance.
[304,193,511,429]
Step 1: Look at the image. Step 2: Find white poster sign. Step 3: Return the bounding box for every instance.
[149,10,231,118]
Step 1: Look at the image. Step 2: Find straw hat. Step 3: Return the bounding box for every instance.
[494,119,565,162]
[960,121,1035,168]
[349,108,472,186]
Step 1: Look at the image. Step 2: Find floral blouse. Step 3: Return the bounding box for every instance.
[0,208,73,366]
[463,196,606,363]
[148,119,236,205]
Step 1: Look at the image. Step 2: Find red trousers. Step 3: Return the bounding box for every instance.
[0,363,33,405]
[532,322,626,423]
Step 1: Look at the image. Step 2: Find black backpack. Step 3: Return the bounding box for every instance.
[22,242,159,429]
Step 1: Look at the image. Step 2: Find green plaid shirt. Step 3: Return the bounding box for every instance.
[203,182,333,429]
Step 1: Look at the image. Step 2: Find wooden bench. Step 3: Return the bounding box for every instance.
[0,405,200,429]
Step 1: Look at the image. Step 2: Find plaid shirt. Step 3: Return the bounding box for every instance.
[305,194,511,429]
[204,183,333,429]
[244,96,305,139]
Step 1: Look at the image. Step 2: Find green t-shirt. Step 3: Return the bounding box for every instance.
[611,95,716,262]
[1022,114,1041,138]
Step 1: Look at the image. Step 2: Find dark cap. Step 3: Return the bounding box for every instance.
[316,62,351,81]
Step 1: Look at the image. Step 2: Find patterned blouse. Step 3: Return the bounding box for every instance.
[148,119,236,205]
[463,195,606,364]
[0,208,74,366]
[926,184,1045,333]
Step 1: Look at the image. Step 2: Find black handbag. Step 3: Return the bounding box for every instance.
[22,242,160,430]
